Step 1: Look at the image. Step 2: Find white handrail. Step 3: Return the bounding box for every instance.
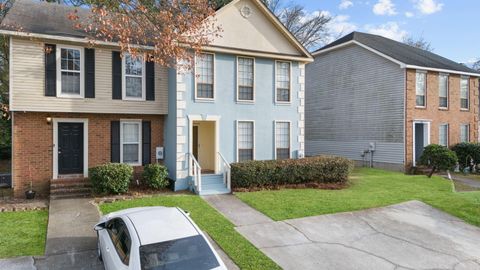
[188,153,202,193]
[217,152,231,191]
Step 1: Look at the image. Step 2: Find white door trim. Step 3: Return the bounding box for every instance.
[187,114,220,173]
[53,118,89,179]
[412,120,431,167]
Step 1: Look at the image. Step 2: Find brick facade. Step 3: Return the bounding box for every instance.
[12,112,164,197]
[405,69,479,168]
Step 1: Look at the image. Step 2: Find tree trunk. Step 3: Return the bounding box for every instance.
[428,166,436,178]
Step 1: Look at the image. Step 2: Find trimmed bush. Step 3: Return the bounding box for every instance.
[89,163,133,194]
[419,144,458,177]
[231,156,353,189]
[451,142,480,168]
[142,164,169,189]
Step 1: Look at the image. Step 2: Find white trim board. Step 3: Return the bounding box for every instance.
[187,115,220,173]
[52,118,89,179]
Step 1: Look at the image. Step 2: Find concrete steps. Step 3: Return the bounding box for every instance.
[198,174,230,196]
[50,178,92,199]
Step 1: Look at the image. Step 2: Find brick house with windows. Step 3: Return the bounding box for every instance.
[2,0,312,197]
[306,32,480,171]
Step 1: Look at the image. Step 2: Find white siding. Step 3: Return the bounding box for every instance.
[10,37,168,114]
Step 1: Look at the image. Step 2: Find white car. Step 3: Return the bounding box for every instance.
[94,206,227,270]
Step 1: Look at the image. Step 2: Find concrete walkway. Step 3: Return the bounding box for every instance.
[0,256,36,270]
[204,195,480,270]
[451,175,480,189]
[35,198,103,270]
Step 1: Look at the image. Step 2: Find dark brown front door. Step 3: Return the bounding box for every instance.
[58,123,84,174]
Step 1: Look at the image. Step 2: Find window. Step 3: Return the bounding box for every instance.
[58,46,83,97]
[237,121,254,161]
[439,124,448,147]
[276,61,291,102]
[438,74,448,108]
[120,121,141,165]
[416,71,426,107]
[237,57,254,101]
[460,124,469,143]
[123,53,145,100]
[106,218,131,265]
[275,121,290,159]
[195,53,214,99]
[460,77,469,110]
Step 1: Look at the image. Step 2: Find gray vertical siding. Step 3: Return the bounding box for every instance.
[305,44,405,164]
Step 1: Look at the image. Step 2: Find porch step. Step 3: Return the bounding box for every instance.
[198,174,230,195]
[50,178,92,199]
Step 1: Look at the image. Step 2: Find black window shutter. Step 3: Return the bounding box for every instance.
[111,121,120,163]
[45,44,56,97]
[112,51,122,99]
[142,121,152,165]
[146,61,155,101]
[85,48,95,98]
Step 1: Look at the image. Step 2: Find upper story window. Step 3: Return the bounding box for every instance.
[460,77,469,110]
[237,57,254,102]
[415,71,426,107]
[57,46,84,98]
[123,53,145,100]
[237,121,254,162]
[120,120,142,166]
[460,124,470,143]
[195,53,214,100]
[275,121,291,159]
[276,61,291,103]
[438,74,448,109]
[439,124,448,147]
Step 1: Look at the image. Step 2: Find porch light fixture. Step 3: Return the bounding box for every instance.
[46,117,52,124]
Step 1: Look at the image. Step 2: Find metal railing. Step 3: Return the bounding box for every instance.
[187,153,202,193]
[217,152,231,191]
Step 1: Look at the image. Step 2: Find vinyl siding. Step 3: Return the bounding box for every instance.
[10,37,168,114]
[305,44,405,164]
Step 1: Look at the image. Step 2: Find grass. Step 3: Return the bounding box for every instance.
[100,195,281,270]
[236,168,480,226]
[0,210,48,258]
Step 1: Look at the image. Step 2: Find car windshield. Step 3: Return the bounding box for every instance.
[140,235,220,270]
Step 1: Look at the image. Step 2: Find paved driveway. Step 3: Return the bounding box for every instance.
[206,197,480,270]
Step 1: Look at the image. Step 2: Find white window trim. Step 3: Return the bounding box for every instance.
[194,52,216,102]
[460,124,470,143]
[275,60,292,105]
[52,118,89,179]
[236,56,255,103]
[120,119,142,166]
[274,120,292,159]
[415,70,427,108]
[122,54,146,101]
[56,45,85,98]
[412,120,431,167]
[438,73,449,109]
[460,76,470,111]
[438,123,449,147]
[236,120,255,162]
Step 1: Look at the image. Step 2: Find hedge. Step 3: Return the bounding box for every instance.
[89,163,133,194]
[142,164,169,189]
[231,156,353,189]
[451,142,480,168]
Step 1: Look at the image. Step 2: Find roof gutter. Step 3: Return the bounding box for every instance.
[404,65,480,77]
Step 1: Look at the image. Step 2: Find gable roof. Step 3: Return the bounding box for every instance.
[314,31,480,77]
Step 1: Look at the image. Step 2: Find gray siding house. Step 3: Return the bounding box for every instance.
[306,32,480,171]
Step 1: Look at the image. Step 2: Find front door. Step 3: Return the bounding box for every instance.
[414,123,424,164]
[58,123,84,174]
[192,121,215,173]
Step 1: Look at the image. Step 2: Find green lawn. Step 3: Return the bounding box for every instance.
[0,210,48,258]
[100,195,280,270]
[236,168,480,226]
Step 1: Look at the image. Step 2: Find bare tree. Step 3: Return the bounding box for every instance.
[472,59,480,72]
[403,35,434,52]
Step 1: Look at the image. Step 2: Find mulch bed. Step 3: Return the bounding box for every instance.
[233,182,349,192]
[93,185,192,205]
[0,197,49,212]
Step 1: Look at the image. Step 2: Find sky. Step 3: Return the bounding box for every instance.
[295,0,478,65]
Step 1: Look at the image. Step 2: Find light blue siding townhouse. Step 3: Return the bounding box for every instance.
[165,0,313,195]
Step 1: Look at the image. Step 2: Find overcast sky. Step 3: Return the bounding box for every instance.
[297,0,478,65]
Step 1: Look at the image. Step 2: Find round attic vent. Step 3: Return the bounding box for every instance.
[240,5,252,18]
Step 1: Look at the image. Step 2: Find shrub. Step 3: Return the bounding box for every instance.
[419,144,458,177]
[451,142,480,168]
[142,164,169,189]
[89,163,133,194]
[231,156,353,189]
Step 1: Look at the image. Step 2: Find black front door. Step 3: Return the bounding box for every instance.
[58,123,84,174]
[415,123,425,163]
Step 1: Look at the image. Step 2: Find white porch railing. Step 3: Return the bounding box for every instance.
[217,152,231,191]
[187,153,202,193]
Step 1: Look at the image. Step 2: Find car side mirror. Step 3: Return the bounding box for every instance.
[94,222,106,231]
